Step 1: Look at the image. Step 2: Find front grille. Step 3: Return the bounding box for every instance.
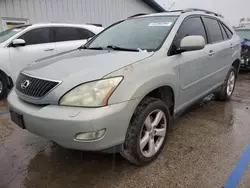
[16,73,60,98]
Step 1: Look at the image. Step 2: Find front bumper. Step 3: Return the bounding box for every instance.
[8,90,140,151]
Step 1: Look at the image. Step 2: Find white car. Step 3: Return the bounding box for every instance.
[0,23,103,99]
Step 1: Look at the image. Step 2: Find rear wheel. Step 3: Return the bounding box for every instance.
[215,66,236,101]
[121,97,170,165]
[0,73,8,100]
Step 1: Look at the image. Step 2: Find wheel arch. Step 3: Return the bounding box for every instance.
[135,85,175,117]
[0,69,14,88]
[232,59,241,76]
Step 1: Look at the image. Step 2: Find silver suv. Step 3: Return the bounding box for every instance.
[8,9,241,165]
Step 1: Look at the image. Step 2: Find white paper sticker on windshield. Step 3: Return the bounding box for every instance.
[148,22,172,27]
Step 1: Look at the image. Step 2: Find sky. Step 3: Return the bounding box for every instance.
[154,0,250,26]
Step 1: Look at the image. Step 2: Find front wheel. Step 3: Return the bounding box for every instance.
[215,66,237,101]
[121,97,170,165]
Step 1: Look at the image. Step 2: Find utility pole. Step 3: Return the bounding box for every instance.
[159,0,176,11]
[167,2,176,11]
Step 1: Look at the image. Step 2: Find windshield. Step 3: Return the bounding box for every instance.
[0,26,27,43]
[236,29,250,40]
[87,16,178,51]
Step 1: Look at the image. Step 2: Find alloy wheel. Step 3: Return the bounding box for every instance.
[226,71,235,96]
[139,109,167,158]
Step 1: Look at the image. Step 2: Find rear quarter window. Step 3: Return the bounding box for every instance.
[222,24,233,39]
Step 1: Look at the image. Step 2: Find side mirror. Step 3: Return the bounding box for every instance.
[12,39,26,47]
[180,36,205,52]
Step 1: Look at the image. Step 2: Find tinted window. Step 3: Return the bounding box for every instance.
[19,28,51,45]
[78,28,94,39]
[222,24,233,39]
[220,23,228,40]
[54,27,82,42]
[171,17,207,54]
[203,18,223,43]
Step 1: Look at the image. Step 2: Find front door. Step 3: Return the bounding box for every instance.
[9,27,56,79]
[170,16,210,109]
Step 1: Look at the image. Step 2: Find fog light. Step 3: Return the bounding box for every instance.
[75,129,106,141]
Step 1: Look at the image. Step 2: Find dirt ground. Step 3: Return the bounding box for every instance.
[0,73,250,188]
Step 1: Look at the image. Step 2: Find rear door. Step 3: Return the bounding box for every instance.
[53,27,94,53]
[9,27,56,79]
[201,17,232,89]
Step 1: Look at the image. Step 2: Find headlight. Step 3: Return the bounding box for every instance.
[60,77,123,107]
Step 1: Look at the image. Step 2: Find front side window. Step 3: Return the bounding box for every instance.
[203,18,223,43]
[19,28,51,45]
[170,17,207,54]
[54,27,82,42]
[0,26,27,43]
[87,16,178,51]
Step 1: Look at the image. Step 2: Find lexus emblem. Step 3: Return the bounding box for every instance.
[21,80,31,89]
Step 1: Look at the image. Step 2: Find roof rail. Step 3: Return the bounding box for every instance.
[165,9,184,13]
[128,13,147,18]
[182,8,224,18]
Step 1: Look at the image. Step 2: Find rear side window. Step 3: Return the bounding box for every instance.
[203,18,223,43]
[19,28,51,45]
[78,28,94,39]
[170,17,207,54]
[54,27,82,42]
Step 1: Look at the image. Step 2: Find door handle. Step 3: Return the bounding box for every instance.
[44,48,54,52]
[209,50,215,56]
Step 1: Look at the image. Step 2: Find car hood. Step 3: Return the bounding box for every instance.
[23,49,154,83]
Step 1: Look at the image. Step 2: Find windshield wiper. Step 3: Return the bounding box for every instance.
[106,45,139,52]
[78,46,104,50]
[79,45,140,52]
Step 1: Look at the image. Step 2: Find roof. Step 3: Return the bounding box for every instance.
[16,23,103,33]
[142,0,165,12]
[30,22,102,28]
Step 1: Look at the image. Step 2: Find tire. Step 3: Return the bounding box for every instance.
[0,73,8,100]
[121,97,170,166]
[215,66,237,101]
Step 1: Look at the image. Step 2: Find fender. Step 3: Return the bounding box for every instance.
[107,56,180,106]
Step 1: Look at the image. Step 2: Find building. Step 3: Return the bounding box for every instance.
[0,0,165,31]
